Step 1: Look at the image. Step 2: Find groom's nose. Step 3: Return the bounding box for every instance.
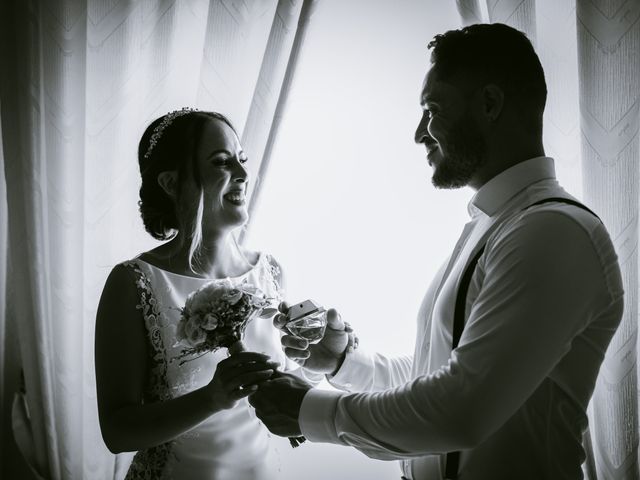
[414,111,431,144]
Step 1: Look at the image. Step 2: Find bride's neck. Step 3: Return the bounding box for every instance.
[161,232,250,278]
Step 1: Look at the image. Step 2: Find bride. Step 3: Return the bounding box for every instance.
[95,108,317,479]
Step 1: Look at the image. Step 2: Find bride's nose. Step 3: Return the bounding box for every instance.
[231,159,249,184]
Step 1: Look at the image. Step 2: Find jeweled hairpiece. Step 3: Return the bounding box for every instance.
[144,107,198,159]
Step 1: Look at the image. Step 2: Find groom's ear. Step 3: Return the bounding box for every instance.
[481,84,504,122]
[157,171,178,199]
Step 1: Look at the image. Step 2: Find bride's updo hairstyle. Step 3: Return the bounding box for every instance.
[137,109,238,265]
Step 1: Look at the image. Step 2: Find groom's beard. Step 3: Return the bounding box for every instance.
[432,114,488,189]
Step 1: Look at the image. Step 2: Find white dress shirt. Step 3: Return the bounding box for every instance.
[299,157,624,480]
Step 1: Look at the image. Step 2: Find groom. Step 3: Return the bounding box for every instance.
[249,23,624,480]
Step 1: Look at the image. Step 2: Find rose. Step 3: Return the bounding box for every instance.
[186,291,208,312]
[186,284,227,312]
[188,329,206,346]
[225,289,243,305]
[184,317,207,347]
[186,327,206,346]
[202,313,219,330]
[203,285,227,301]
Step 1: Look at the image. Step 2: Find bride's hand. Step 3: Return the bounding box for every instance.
[274,303,351,375]
[202,352,279,411]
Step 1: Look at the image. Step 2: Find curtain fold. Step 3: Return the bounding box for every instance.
[0,102,30,479]
[196,1,279,131]
[455,0,484,26]
[240,0,304,209]
[536,0,582,197]
[0,102,7,475]
[485,0,537,45]
[1,0,313,478]
[577,1,640,478]
[1,0,89,477]
[243,0,318,236]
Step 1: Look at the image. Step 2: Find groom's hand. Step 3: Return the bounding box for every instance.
[274,303,350,375]
[248,371,311,437]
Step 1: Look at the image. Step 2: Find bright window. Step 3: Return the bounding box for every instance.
[245,1,470,477]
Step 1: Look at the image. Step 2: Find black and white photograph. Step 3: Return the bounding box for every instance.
[1,0,639,479]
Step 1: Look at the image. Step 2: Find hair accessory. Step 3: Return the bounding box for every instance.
[144,107,198,159]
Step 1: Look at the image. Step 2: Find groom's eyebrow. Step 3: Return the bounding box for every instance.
[421,92,440,105]
[209,149,232,156]
[421,97,439,108]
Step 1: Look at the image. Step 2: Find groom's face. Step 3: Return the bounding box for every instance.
[415,67,488,189]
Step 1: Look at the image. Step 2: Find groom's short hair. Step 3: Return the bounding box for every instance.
[428,23,547,131]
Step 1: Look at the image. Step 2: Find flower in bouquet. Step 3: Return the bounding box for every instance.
[174,279,278,363]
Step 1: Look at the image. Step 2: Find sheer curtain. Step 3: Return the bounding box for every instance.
[455,1,639,479]
[0,0,314,478]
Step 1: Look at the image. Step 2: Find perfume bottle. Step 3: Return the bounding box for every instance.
[286,299,327,344]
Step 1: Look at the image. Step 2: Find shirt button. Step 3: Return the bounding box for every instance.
[345,383,352,388]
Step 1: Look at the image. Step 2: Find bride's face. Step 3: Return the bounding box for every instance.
[182,118,250,233]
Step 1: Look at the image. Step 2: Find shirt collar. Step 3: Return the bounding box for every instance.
[468,156,556,217]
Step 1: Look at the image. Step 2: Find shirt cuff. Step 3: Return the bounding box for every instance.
[327,348,373,391]
[298,367,325,386]
[299,388,345,444]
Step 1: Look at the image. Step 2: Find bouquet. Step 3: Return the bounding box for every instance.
[174,279,277,360]
[173,279,306,447]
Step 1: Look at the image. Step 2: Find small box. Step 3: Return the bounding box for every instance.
[288,299,324,321]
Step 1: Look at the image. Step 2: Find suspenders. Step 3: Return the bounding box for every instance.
[443,198,601,480]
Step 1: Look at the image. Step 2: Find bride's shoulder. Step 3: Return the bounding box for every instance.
[106,258,148,290]
[98,261,144,311]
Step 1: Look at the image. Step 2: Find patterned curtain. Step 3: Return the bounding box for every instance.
[455,1,640,478]
[0,0,314,478]
[486,0,537,42]
[577,1,640,478]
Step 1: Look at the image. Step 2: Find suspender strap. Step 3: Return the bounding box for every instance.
[443,243,484,479]
[524,197,600,221]
[443,197,599,479]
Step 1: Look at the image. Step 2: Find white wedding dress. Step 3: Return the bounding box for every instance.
[120,252,292,480]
